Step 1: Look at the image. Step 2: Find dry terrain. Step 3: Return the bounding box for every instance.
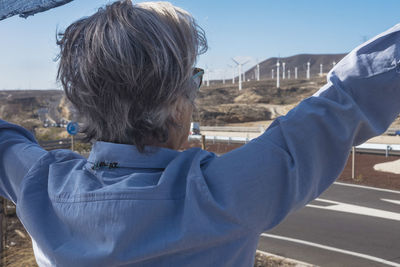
[194,77,325,125]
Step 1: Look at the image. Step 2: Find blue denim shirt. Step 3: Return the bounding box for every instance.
[1,24,400,267]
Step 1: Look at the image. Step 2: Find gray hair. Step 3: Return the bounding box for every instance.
[56,0,207,152]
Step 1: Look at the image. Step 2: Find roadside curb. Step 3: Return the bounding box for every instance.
[255,250,317,267]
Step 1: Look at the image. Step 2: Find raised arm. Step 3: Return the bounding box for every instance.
[0,120,47,203]
[201,24,400,233]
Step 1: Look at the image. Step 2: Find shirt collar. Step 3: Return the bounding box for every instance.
[87,141,180,169]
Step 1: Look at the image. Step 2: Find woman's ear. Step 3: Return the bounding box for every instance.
[171,98,186,125]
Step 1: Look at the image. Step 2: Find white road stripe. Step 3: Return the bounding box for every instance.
[261,233,400,267]
[334,182,400,194]
[313,198,338,205]
[381,199,400,205]
[306,198,400,221]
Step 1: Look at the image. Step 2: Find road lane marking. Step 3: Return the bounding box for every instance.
[306,198,400,221]
[334,182,400,194]
[261,233,400,267]
[381,199,400,205]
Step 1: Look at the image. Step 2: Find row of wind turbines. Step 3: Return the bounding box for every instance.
[202,58,258,90]
[203,58,338,90]
[274,60,336,88]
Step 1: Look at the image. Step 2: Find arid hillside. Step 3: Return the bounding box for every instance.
[194,77,326,125]
[0,90,64,128]
[0,90,73,139]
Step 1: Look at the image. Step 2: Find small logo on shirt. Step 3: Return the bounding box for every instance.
[92,161,119,170]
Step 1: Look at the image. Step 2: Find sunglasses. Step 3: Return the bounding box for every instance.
[192,67,204,89]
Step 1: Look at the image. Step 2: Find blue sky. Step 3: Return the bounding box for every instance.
[1,0,400,89]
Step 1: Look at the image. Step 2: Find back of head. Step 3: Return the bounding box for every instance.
[56,0,207,152]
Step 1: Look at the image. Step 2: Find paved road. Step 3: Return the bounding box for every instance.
[258,182,400,267]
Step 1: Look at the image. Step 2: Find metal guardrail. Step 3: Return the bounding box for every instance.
[201,126,400,136]
[189,135,251,144]
[356,143,400,156]
[189,135,400,156]
[201,126,265,133]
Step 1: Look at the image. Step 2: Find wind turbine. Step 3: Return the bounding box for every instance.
[242,62,250,82]
[282,62,286,79]
[320,64,323,77]
[255,59,260,81]
[205,66,210,86]
[232,58,250,90]
[306,61,311,79]
[276,60,280,88]
[228,64,236,84]
[295,67,298,79]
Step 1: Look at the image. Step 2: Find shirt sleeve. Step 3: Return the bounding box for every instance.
[0,119,47,203]
[202,23,400,233]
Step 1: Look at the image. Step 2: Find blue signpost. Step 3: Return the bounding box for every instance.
[66,122,79,150]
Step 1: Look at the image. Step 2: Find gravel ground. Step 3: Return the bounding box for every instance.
[338,153,400,190]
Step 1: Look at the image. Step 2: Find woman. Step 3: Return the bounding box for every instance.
[1,1,400,266]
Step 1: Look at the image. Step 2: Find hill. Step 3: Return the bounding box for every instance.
[209,53,347,84]
[0,90,64,127]
[0,89,74,139]
[194,76,326,125]
[248,53,347,80]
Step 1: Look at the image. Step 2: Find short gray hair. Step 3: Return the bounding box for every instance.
[56,0,207,152]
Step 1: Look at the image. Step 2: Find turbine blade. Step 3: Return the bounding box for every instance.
[231,58,239,65]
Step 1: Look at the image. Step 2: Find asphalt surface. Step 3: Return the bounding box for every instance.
[258,182,400,267]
